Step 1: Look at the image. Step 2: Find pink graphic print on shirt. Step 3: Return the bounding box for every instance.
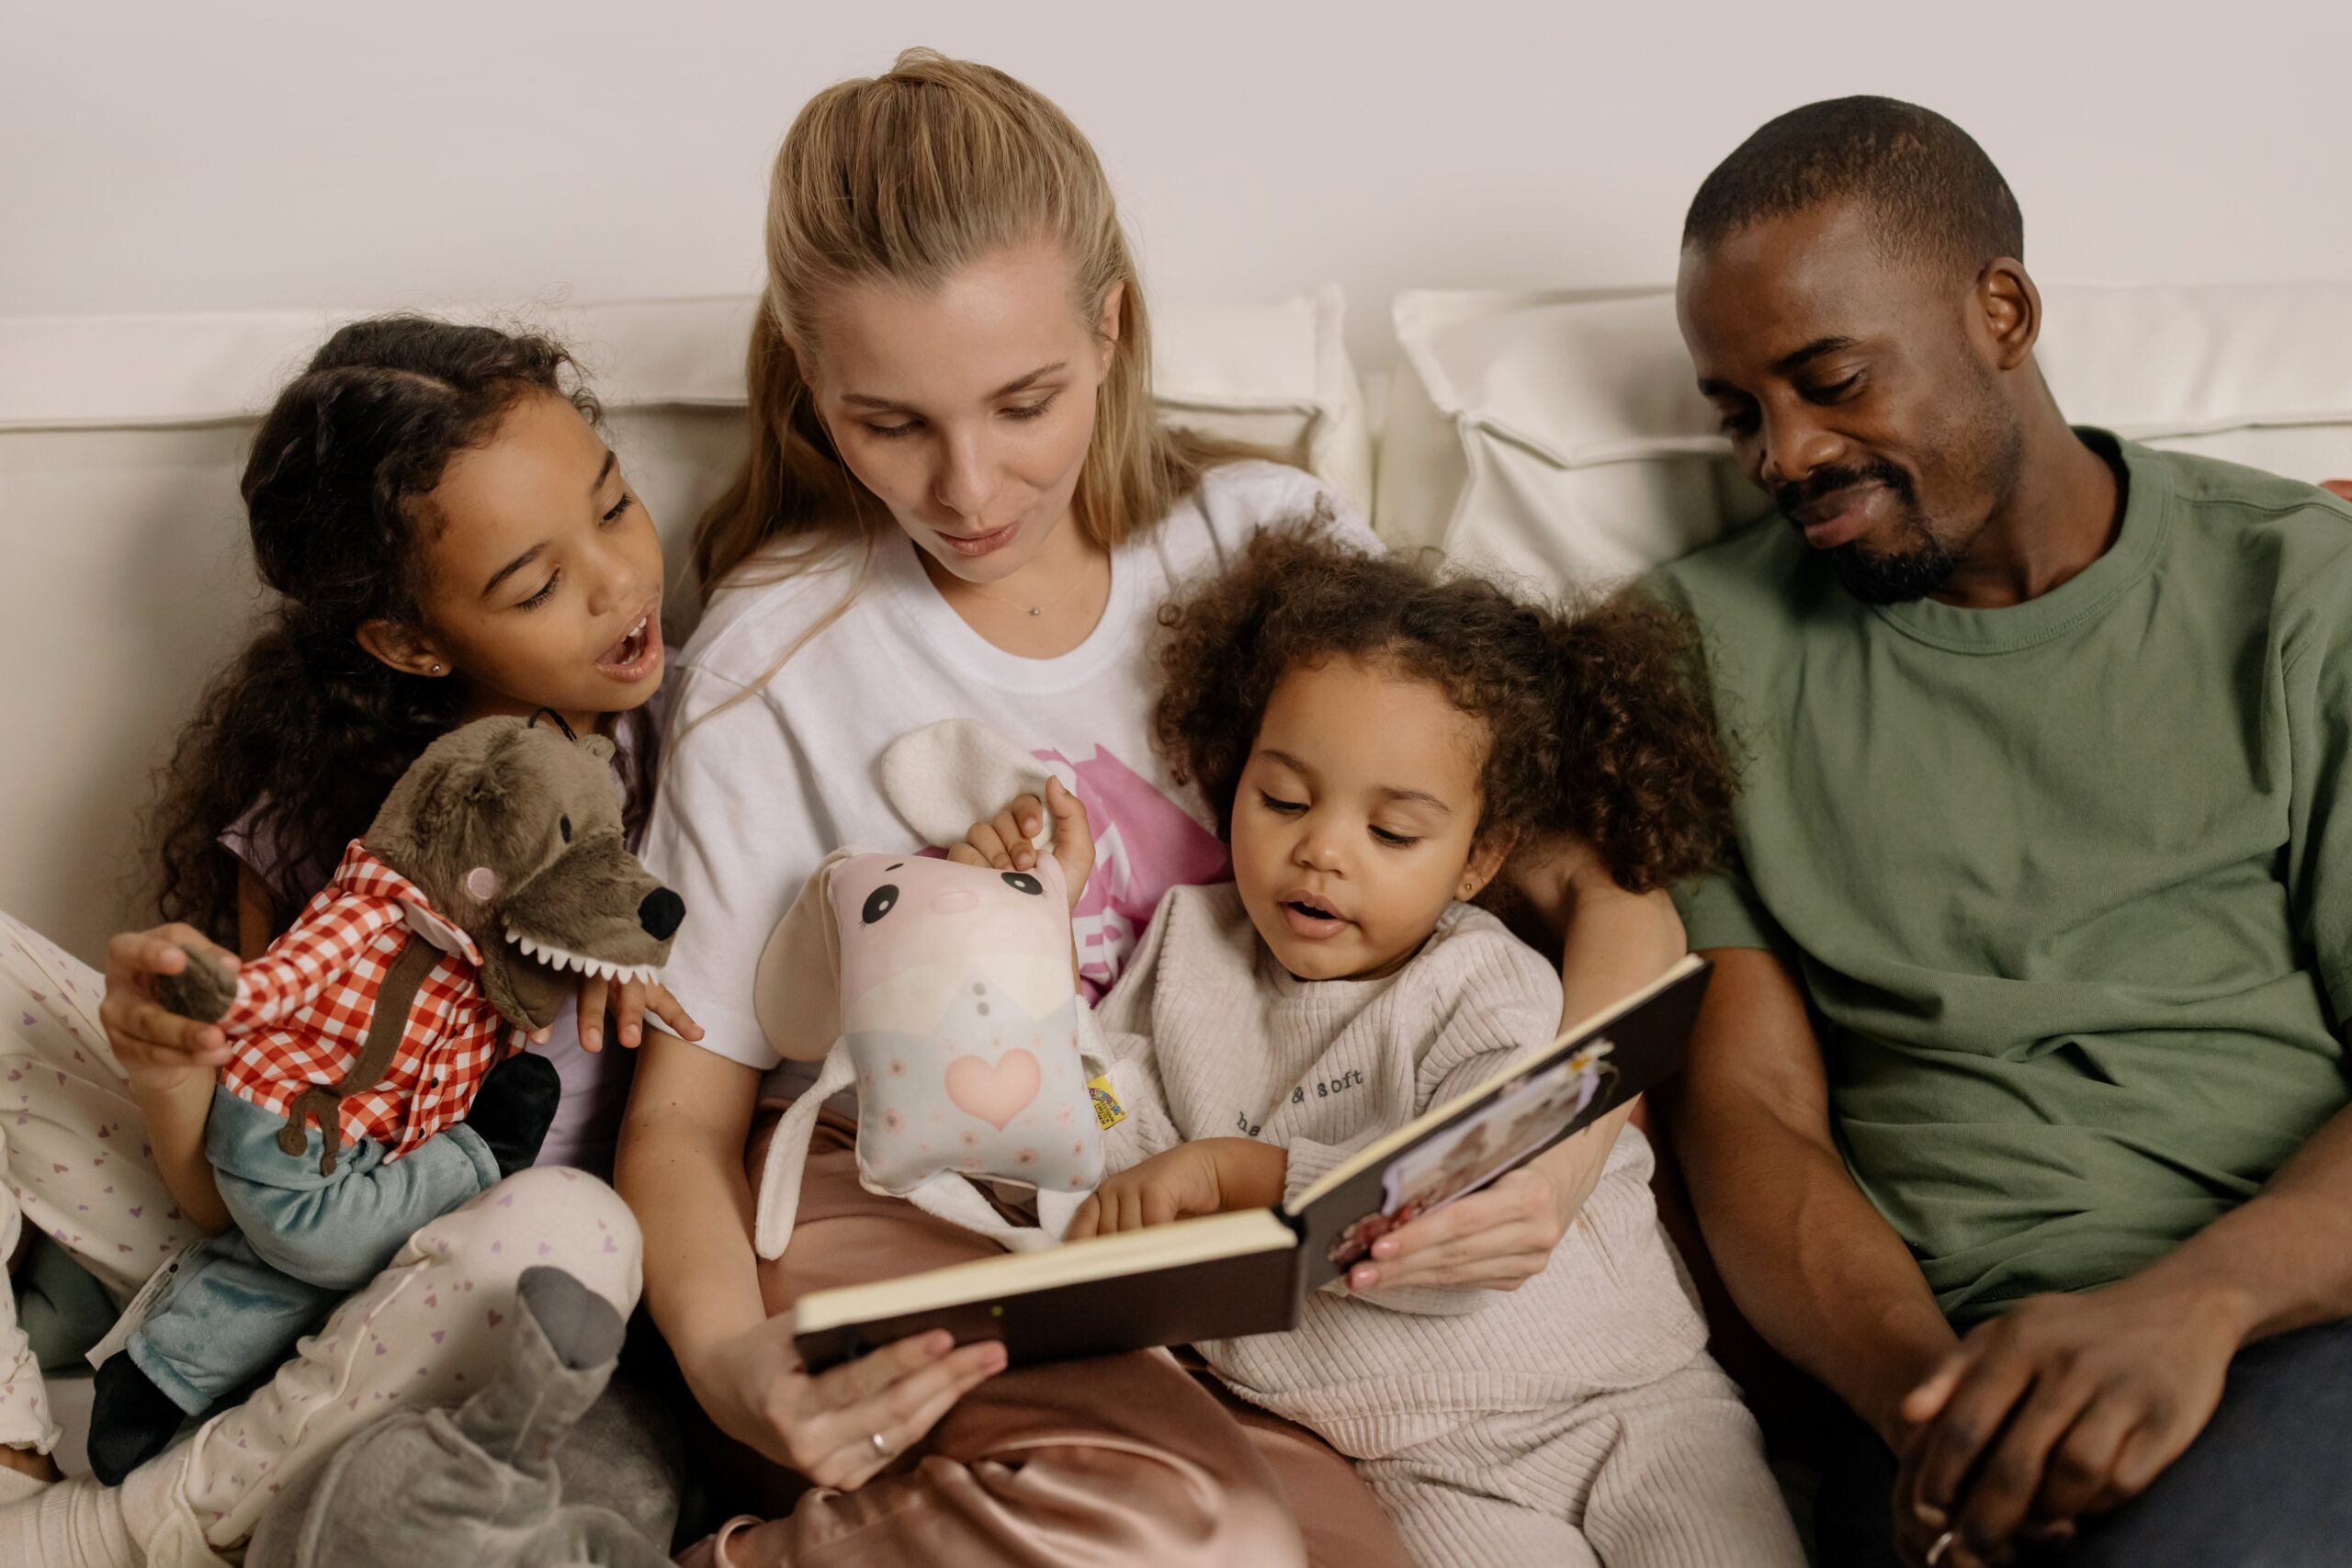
[1035,745,1229,1002]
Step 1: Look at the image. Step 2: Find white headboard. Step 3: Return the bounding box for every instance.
[1375,282,2352,592]
[0,293,1367,958]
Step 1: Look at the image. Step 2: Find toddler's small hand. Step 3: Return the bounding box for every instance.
[1066,1144,1225,1239]
[1041,777,1093,911]
[950,780,1093,912]
[956,794,1046,874]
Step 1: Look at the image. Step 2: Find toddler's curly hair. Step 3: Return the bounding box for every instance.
[1152,525,1736,894]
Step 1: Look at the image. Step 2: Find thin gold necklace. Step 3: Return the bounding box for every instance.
[933,548,1107,619]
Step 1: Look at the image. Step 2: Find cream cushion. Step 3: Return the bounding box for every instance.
[1375,282,2352,591]
[0,290,1370,958]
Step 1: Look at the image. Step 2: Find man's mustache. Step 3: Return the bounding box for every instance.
[1777,459,1917,521]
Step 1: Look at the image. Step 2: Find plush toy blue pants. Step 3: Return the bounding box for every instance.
[122,1087,500,1413]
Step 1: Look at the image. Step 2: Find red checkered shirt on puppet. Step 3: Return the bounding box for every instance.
[215,840,512,1158]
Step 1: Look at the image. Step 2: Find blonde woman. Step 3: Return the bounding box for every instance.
[623,51,1628,1567]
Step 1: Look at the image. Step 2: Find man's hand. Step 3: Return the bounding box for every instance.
[1893,1279,2245,1562]
[2322,479,2352,503]
[1065,1138,1286,1239]
[947,777,1094,912]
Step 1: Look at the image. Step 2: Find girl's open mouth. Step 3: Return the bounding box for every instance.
[596,612,664,683]
[1281,896,1349,939]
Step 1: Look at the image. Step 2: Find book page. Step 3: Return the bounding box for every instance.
[1287,953,1709,1215]
[1288,955,1711,1289]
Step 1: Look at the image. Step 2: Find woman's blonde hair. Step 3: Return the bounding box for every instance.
[693,48,1250,599]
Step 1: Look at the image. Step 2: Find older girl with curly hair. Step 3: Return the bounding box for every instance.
[1,315,670,1562]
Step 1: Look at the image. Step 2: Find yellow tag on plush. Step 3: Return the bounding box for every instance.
[1088,1075,1125,1130]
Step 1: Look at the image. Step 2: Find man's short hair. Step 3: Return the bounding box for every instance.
[1683,96,2023,277]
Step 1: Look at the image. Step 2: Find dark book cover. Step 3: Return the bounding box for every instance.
[797,1232,1304,1372]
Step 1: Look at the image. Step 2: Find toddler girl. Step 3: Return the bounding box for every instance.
[969,527,1804,1567]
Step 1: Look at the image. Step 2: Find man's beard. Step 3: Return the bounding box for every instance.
[1830,528,1955,604]
[1779,458,1956,605]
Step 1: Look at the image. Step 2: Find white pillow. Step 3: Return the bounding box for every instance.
[0,289,1369,962]
[1377,282,2352,594]
[0,288,1370,518]
[578,291,1376,559]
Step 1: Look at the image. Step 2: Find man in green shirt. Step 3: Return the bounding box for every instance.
[1653,97,2352,1568]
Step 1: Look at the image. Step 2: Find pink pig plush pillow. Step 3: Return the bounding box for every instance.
[748,850,1104,1258]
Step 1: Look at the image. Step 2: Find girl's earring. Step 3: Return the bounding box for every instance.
[430,662,446,676]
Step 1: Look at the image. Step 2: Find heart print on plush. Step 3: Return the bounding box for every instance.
[944,1047,1042,1130]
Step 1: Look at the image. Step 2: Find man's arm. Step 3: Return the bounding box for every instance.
[2132,1085,2352,1339]
[1665,945,1958,1443]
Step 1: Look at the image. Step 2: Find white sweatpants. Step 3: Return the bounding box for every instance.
[1357,1362,1807,1568]
[1,911,644,1565]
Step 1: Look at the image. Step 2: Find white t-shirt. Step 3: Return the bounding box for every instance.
[642,460,1373,1100]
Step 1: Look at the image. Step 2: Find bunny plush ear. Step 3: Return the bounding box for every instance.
[881,718,1077,852]
[753,850,851,1065]
[753,1043,854,1259]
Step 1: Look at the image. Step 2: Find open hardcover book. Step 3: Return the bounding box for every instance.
[791,953,1713,1371]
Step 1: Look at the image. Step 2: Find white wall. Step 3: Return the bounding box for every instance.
[8,0,2351,367]
[5,0,2350,956]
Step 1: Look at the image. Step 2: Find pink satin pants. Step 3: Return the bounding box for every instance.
[677,1113,1413,1568]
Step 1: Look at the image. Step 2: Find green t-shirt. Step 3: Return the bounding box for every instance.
[1650,433,2352,1326]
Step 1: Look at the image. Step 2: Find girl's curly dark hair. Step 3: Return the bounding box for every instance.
[1152,526,1736,895]
[149,314,632,944]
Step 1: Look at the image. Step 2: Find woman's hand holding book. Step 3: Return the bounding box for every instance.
[684,1317,1007,1489]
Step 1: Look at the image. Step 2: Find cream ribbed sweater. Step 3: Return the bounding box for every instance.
[1081,884,1713,1461]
